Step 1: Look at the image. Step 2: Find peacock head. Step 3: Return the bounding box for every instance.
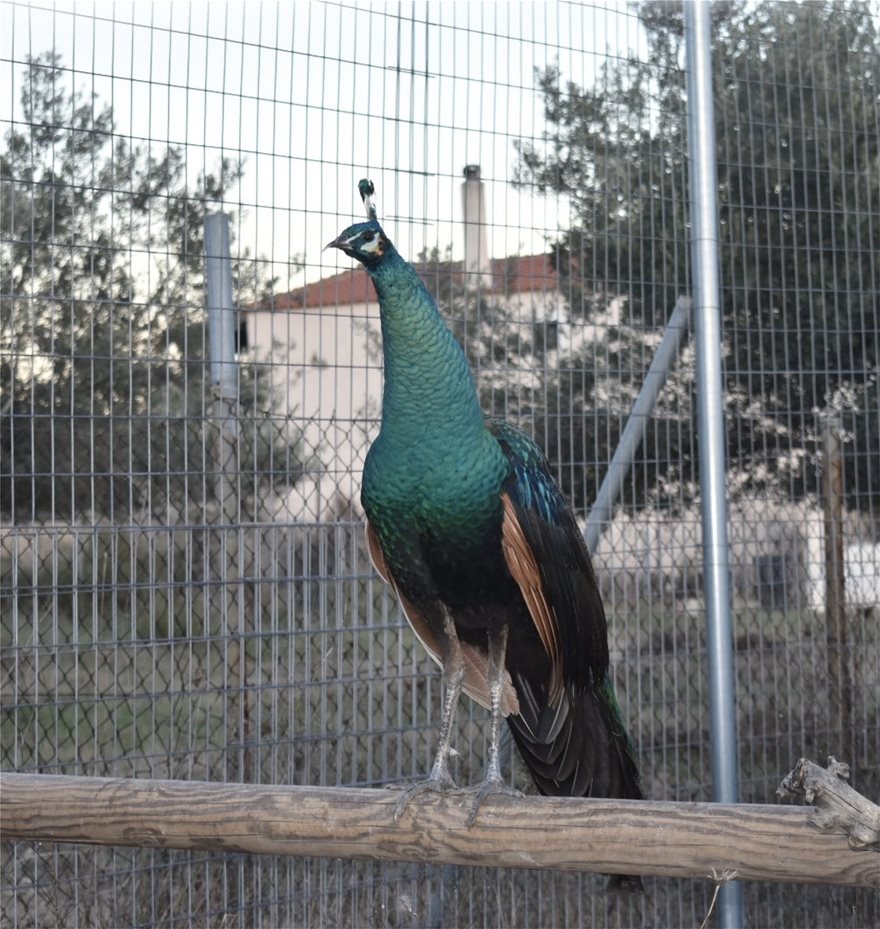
[326,220,392,268]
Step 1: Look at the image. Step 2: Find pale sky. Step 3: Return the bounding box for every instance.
[1,1,648,293]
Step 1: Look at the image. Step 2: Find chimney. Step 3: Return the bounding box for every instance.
[462,165,492,290]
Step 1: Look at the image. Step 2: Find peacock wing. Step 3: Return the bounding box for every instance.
[489,419,610,695]
[489,418,642,802]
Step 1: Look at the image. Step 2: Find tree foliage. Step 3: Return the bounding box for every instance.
[514,0,879,510]
[1,53,305,521]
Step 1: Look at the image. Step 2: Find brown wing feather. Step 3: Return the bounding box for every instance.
[365,521,519,716]
[500,492,564,704]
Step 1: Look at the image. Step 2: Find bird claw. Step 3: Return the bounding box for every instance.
[464,777,524,827]
[392,771,458,823]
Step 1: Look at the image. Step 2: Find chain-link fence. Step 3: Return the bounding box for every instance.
[1,1,877,927]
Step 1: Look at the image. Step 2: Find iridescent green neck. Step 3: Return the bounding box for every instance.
[367,250,485,444]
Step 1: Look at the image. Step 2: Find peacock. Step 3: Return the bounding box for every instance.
[327,181,642,838]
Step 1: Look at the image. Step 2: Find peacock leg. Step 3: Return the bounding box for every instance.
[465,623,524,826]
[393,607,464,822]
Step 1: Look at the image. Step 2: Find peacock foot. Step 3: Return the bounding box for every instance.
[464,776,524,827]
[391,769,458,823]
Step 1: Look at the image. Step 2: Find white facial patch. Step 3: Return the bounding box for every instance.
[356,233,384,256]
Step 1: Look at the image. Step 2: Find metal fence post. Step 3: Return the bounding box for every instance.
[205,212,251,784]
[684,4,744,927]
[205,212,240,521]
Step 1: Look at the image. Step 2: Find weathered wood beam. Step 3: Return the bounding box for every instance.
[778,756,880,850]
[1,773,877,888]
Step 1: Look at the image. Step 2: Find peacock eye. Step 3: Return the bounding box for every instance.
[362,231,376,243]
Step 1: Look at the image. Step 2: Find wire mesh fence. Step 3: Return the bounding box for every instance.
[1,1,877,927]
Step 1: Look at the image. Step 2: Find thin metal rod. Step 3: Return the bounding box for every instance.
[584,296,692,555]
[820,412,851,765]
[685,3,744,926]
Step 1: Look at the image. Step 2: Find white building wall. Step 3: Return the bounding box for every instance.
[248,302,383,519]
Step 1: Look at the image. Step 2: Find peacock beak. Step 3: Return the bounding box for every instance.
[324,236,344,251]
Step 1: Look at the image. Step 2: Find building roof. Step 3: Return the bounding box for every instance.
[256,253,560,311]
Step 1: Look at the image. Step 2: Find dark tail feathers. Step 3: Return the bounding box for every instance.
[507,676,642,802]
[507,676,643,892]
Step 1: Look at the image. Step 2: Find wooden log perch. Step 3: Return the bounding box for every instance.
[1,772,877,888]
[778,756,880,850]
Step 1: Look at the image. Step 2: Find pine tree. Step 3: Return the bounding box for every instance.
[1,53,305,521]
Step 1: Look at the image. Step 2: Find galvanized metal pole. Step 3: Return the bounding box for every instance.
[204,211,240,524]
[684,4,744,927]
[584,296,692,555]
[205,212,251,784]
[205,213,239,402]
